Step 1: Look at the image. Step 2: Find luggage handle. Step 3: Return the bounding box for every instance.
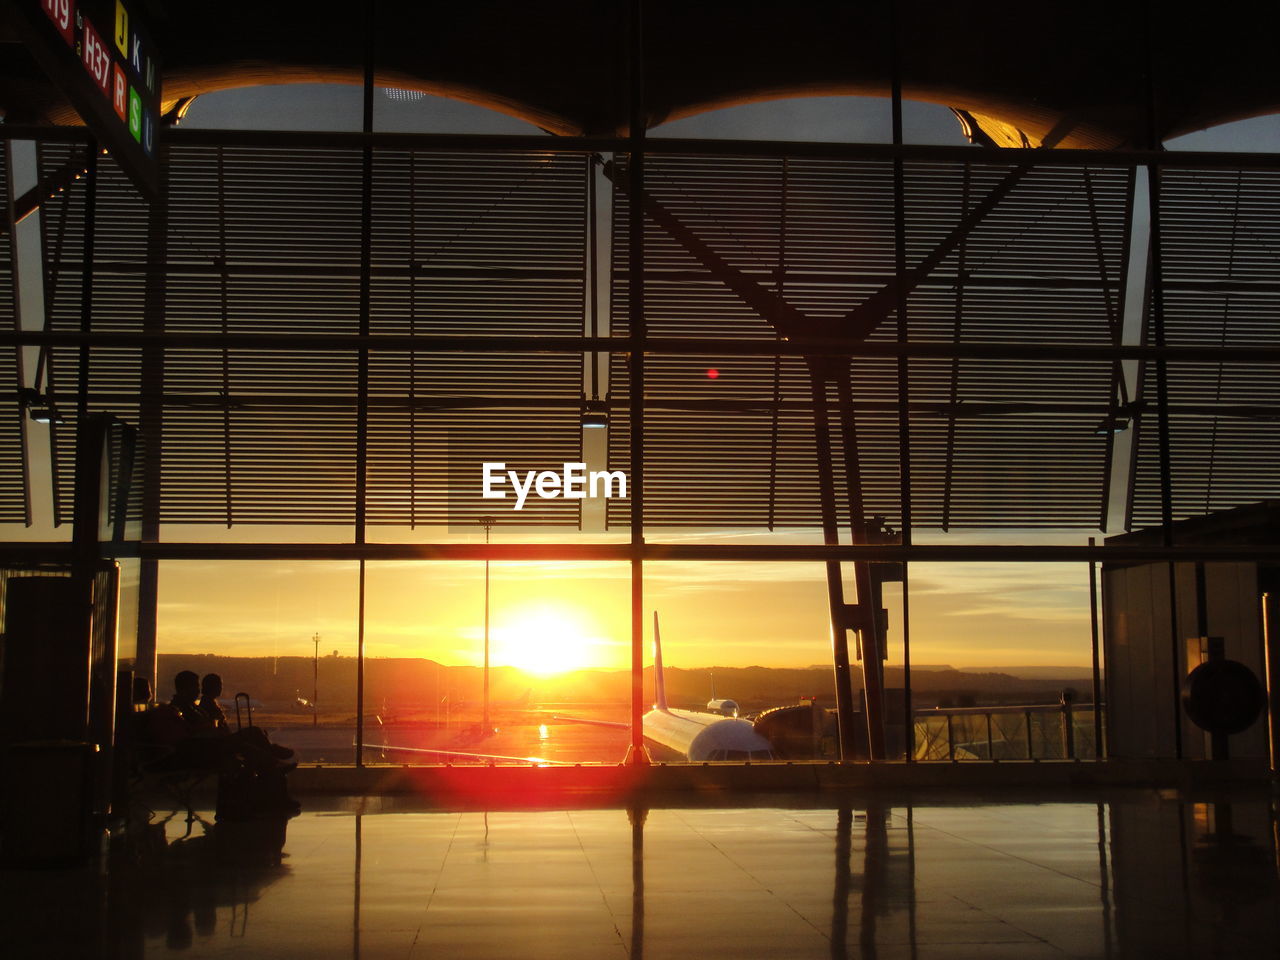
[234,692,253,731]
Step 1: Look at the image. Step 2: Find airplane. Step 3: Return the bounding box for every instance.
[360,617,774,764]
[704,673,739,718]
[556,612,775,762]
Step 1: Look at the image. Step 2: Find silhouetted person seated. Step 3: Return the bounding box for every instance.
[124,673,298,826]
[197,673,294,763]
[121,676,169,772]
[198,674,229,731]
[193,672,300,820]
[134,671,224,773]
[128,672,198,756]
[172,669,216,735]
[140,672,288,777]
[133,670,299,816]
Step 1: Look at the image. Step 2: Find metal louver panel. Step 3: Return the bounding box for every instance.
[901,162,1128,529]
[41,145,147,525]
[366,150,587,526]
[0,144,28,524]
[1132,167,1280,525]
[156,146,588,525]
[35,136,1280,535]
[367,353,585,527]
[609,155,1129,529]
[159,145,361,525]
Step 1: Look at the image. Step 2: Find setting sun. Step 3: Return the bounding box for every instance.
[490,606,610,675]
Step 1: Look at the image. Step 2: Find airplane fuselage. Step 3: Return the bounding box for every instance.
[643,706,773,762]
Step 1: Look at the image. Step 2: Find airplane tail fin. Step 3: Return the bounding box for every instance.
[653,610,668,711]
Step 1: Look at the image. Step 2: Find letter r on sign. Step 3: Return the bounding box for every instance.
[113,65,128,121]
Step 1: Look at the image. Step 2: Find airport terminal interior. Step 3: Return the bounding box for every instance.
[2,2,1280,957]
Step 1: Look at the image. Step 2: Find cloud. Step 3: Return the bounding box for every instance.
[647,561,824,591]
[905,562,1090,623]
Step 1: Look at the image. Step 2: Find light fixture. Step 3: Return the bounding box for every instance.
[21,388,65,424]
[1094,401,1142,436]
[383,87,426,102]
[1094,413,1131,435]
[581,399,609,429]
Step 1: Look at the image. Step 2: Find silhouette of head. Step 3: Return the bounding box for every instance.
[201,673,223,699]
[173,670,200,702]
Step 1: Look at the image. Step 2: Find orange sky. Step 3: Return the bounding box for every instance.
[154,529,1098,670]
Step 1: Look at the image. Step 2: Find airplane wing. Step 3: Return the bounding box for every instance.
[551,714,629,730]
[361,743,568,765]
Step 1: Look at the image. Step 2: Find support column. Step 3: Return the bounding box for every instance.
[835,371,887,760]
[4,141,32,529]
[889,2,914,762]
[353,0,375,769]
[1262,589,1280,775]
[136,141,167,686]
[808,365,858,759]
[625,0,647,764]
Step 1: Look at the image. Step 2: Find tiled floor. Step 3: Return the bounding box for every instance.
[3,791,1278,958]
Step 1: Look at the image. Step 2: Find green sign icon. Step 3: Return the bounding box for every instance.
[128,86,142,141]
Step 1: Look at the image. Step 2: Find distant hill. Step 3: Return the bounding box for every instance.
[156,654,1096,712]
[957,665,1095,681]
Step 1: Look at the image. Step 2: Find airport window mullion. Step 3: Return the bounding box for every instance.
[627,0,647,763]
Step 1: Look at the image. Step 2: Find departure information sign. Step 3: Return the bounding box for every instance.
[13,0,162,197]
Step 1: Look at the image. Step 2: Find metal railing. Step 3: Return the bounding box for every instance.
[913,702,1100,761]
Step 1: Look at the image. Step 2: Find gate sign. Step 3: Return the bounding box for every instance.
[13,0,162,197]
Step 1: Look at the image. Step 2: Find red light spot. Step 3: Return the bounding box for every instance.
[706,368,720,379]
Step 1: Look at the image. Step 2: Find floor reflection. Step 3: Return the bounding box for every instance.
[0,811,293,958]
[120,814,292,956]
[3,792,1279,958]
[630,806,646,960]
[1111,798,1280,958]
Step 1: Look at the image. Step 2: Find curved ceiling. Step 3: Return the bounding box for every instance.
[5,1,1280,148]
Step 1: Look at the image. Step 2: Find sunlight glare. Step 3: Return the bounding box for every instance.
[491,606,602,675]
